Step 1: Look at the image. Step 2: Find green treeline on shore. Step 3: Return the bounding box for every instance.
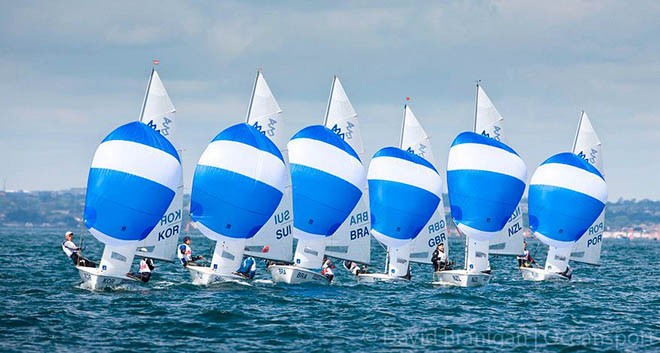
[0,188,657,231]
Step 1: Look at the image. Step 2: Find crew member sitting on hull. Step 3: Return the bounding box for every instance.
[177,236,203,267]
[62,231,96,268]
[234,256,256,279]
[343,260,363,276]
[321,257,335,283]
[127,255,155,283]
[517,241,535,268]
[559,265,573,280]
[431,243,450,272]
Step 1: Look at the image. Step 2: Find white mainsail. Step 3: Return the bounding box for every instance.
[322,76,371,264]
[135,69,183,262]
[570,111,605,265]
[400,105,448,264]
[475,84,525,257]
[243,70,294,262]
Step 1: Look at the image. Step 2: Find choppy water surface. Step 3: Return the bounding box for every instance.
[1,227,658,352]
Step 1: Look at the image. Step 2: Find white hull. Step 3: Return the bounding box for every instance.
[187,265,248,285]
[77,266,138,291]
[268,265,330,285]
[431,269,491,287]
[520,267,570,282]
[356,273,409,284]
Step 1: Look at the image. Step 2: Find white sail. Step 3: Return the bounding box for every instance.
[570,111,605,265]
[466,237,491,273]
[400,105,448,264]
[323,76,371,264]
[476,84,525,256]
[474,85,505,143]
[244,71,294,262]
[135,69,183,262]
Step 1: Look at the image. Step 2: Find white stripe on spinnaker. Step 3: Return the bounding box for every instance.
[447,143,526,182]
[198,140,286,192]
[368,156,442,197]
[530,163,607,203]
[92,140,181,192]
[288,138,365,189]
[534,231,576,249]
[457,223,501,241]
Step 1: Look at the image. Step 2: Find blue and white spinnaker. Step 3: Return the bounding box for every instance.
[368,147,442,276]
[288,125,366,269]
[189,123,287,280]
[529,153,607,249]
[447,132,527,241]
[84,121,182,246]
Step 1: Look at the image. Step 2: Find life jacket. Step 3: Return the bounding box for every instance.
[178,244,192,263]
[139,259,152,273]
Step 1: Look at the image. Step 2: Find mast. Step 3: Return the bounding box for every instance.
[323,76,337,126]
[571,110,585,152]
[139,65,156,121]
[473,81,481,133]
[245,69,261,123]
[399,104,407,149]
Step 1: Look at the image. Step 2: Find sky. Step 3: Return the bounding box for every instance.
[1,1,658,200]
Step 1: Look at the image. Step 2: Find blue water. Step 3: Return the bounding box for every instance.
[1,228,658,352]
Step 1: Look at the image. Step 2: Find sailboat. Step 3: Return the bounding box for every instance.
[474,84,526,257]
[357,145,443,283]
[187,123,287,285]
[268,125,366,284]
[242,70,294,265]
[77,121,182,290]
[433,132,527,287]
[357,105,447,283]
[133,67,183,262]
[520,152,607,281]
[322,76,371,267]
[569,112,605,265]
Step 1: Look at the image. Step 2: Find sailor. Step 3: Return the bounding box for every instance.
[62,231,95,268]
[517,241,534,268]
[127,255,155,283]
[344,260,362,276]
[177,236,203,266]
[431,243,449,272]
[234,256,257,279]
[321,257,335,282]
[561,265,573,280]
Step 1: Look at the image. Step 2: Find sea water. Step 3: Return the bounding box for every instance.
[1,227,658,352]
